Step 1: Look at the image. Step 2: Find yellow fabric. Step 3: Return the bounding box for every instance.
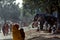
[12,25,23,40]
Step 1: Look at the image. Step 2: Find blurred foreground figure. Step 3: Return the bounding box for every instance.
[2,23,6,36]
[5,24,9,35]
[2,23,9,36]
[20,28,25,40]
[12,23,25,40]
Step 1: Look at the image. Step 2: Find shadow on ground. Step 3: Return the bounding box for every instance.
[28,36,60,40]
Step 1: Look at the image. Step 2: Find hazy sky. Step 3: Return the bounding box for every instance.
[16,0,23,8]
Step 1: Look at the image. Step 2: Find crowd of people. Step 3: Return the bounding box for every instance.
[12,23,25,40]
[2,23,25,40]
[32,14,57,34]
[0,13,58,40]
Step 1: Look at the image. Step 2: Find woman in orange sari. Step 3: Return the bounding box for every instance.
[12,24,23,40]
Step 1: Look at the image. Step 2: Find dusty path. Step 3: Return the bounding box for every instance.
[25,30,60,40]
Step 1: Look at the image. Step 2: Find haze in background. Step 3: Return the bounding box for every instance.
[16,0,23,8]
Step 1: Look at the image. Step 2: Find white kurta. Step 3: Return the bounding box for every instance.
[38,22,40,29]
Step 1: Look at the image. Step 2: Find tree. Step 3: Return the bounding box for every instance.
[23,0,60,26]
[23,0,60,13]
[0,0,21,23]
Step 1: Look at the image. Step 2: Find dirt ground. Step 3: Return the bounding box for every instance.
[25,29,60,40]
